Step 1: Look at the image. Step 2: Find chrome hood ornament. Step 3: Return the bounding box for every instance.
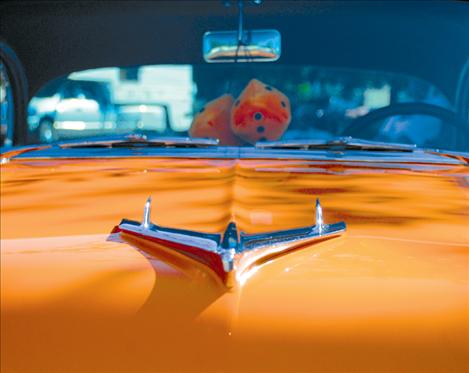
[112,197,346,288]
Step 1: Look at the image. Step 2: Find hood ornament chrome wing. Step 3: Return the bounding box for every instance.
[111,197,346,288]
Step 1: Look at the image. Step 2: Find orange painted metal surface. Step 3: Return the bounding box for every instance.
[1,157,468,372]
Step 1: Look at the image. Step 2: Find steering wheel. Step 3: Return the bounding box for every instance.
[342,102,468,150]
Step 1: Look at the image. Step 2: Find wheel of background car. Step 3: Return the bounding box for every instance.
[343,102,468,149]
[38,118,57,143]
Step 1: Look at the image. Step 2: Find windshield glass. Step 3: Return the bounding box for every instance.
[27,64,462,150]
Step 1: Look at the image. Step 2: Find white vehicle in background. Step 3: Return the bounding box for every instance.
[28,78,170,142]
[28,78,117,142]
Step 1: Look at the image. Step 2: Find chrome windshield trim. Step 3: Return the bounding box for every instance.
[241,148,464,164]
[425,149,469,160]
[0,145,52,164]
[11,146,241,159]
[8,147,465,164]
[111,197,346,288]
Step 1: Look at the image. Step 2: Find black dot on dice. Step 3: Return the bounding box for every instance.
[257,126,265,133]
[254,112,263,121]
[281,101,286,108]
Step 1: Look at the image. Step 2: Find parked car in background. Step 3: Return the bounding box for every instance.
[28,78,171,142]
[28,78,117,142]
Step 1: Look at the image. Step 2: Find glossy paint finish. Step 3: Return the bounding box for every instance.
[1,156,468,372]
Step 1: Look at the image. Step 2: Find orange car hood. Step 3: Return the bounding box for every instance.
[1,156,468,372]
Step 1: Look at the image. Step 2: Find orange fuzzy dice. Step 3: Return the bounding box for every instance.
[230,79,291,144]
[189,94,243,146]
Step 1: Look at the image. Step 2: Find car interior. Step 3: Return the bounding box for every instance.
[1,1,468,150]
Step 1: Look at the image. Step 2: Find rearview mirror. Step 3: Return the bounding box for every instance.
[203,29,281,63]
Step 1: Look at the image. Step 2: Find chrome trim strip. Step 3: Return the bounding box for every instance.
[119,220,221,252]
[9,147,465,164]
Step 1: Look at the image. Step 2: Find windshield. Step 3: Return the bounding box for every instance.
[27,64,463,150]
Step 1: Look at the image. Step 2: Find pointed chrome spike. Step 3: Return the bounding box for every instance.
[316,198,323,234]
[141,196,152,229]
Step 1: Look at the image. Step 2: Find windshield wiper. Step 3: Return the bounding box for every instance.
[255,137,416,152]
[52,135,416,152]
[59,134,219,149]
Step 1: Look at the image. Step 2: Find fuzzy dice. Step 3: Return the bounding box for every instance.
[230,79,291,144]
[189,94,243,146]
